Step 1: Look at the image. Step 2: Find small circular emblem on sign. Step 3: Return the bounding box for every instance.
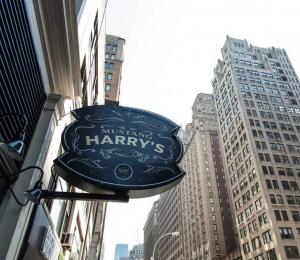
[114,164,133,180]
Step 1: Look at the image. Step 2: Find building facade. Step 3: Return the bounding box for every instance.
[114,243,129,260]
[129,243,144,260]
[0,0,107,259]
[212,36,300,259]
[157,186,184,260]
[180,93,241,260]
[104,34,125,105]
[144,200,159,260]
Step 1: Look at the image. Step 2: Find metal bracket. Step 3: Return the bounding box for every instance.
[24,181,129,204]
[39,190,129,202]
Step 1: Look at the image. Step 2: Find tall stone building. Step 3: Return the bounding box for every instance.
[144,200,159,260]
[0,1,107,259]
[180,93,241,260]
[157,186,184,260]
[104,34,125,105]
[212,36,300,259]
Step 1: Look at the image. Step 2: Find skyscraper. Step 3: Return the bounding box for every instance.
[104,34,126,105]
[157,186,184,260]
[180,93,240,260]
[114,244,129,260]
[212,36,300,259]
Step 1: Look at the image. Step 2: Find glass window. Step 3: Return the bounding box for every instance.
[281,210,289,221]
[274,210,281,220]
[279,227,294,239]
[284,246,300,258]
[105,84,111,92]
[107,73,113,80]
[262,230,272,244]
[112,45,117,51]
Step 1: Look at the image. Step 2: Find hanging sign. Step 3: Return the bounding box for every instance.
[54,105,184,198]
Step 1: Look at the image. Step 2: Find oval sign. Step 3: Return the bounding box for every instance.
[54,105,185,198]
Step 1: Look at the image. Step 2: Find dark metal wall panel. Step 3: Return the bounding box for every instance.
[0,0,46,150]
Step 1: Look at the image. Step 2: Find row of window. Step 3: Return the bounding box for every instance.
[105,52,116,60]
[240,82,292,92]
[237,73,290,85]
[244,98,300,114]
[251,121,300,132]
[269,194,300,205]
[233,59,265,69]
[105,62,114,70]
[266,179,299,191]
[262,165,300,177]
[274,210,300,222]
[259,153,300,166]
[106,44,117,51]
[235,67,274,78]
[252,129,299,142]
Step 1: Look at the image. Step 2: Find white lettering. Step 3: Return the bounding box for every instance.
[140,139,150,148]
[101,129,110,134]
[127,137,138,146]
[154,144,164,153]
[101,135,114,144]
[115,135,126,145]
[86,135,99,145]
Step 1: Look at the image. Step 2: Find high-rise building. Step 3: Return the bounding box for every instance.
[104,34,125,105]
[114,244,129,260]
[144,201,159,260]
[0,1,107,259]
[180,93,241,260]
[129,243,144,260]
[212,36,300,259]
[157,186,184,260]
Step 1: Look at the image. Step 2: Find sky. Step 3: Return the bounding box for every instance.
[103,0,300,259]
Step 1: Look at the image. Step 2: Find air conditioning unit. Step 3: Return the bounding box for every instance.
[60,232,73,250]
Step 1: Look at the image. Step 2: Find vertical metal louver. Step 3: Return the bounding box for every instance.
[0,0,46,151]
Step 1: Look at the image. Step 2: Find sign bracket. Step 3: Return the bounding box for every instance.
[40,190,129,202]
[24,180,129,204]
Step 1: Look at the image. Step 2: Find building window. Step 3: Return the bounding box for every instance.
[242,242,250,254]
[106,73,113,80]
[112,45,117,51]
[105,84,111,92]
[284,246,300,258]
[270,194,276,204]
[276,194,284,204]
[111,54,116,60]
[274,210,281,220]
[262,230,272,244]
[286,195,295,205]
[266,249,277,260]
[279,227,294,239]
[281,210,289,221]
[291,211,300,222]
[251,236,261,250]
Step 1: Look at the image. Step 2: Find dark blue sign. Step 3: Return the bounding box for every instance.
[54,105,184,198]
